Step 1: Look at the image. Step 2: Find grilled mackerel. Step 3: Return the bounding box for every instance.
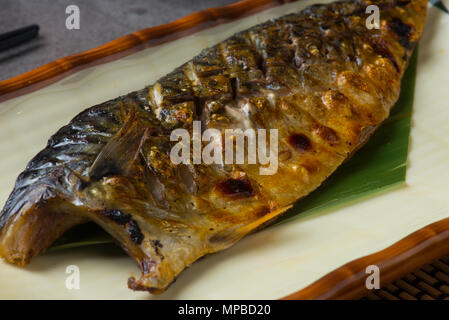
[0,0,428,293]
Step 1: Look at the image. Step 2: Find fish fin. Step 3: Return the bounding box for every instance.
[235,205,293,236]
[88,108,149,181]
[208,205,293,247]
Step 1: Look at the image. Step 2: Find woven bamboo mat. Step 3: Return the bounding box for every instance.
[363,255,449,300]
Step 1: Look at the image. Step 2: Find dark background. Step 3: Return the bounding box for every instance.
[0,0,235,81]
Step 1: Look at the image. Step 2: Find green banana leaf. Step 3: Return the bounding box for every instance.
[51,47,418,251]
[430,0,449,14]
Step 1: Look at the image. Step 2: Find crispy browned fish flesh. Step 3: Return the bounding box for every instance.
[0,0,428,293]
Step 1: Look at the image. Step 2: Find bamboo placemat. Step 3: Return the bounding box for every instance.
[363,255,449,300]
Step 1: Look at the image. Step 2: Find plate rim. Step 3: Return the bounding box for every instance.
[0,0,444,300]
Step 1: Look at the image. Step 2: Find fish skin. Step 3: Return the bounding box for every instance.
[0,0,428,293]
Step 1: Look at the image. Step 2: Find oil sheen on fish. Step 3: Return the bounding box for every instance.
[0,0,428,293]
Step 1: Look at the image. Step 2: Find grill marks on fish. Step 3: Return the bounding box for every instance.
[216,178,254,199]
[287,133,312,153]
[370,37,400,72]
[100,209,144,245]
[0,0,429,294]
[388,17,414,49]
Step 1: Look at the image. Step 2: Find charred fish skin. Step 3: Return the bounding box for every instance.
[0,0,428,293]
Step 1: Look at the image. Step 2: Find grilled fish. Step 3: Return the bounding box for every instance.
[0,0,428,293]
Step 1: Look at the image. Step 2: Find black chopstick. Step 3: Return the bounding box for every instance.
[0,24,40,52]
